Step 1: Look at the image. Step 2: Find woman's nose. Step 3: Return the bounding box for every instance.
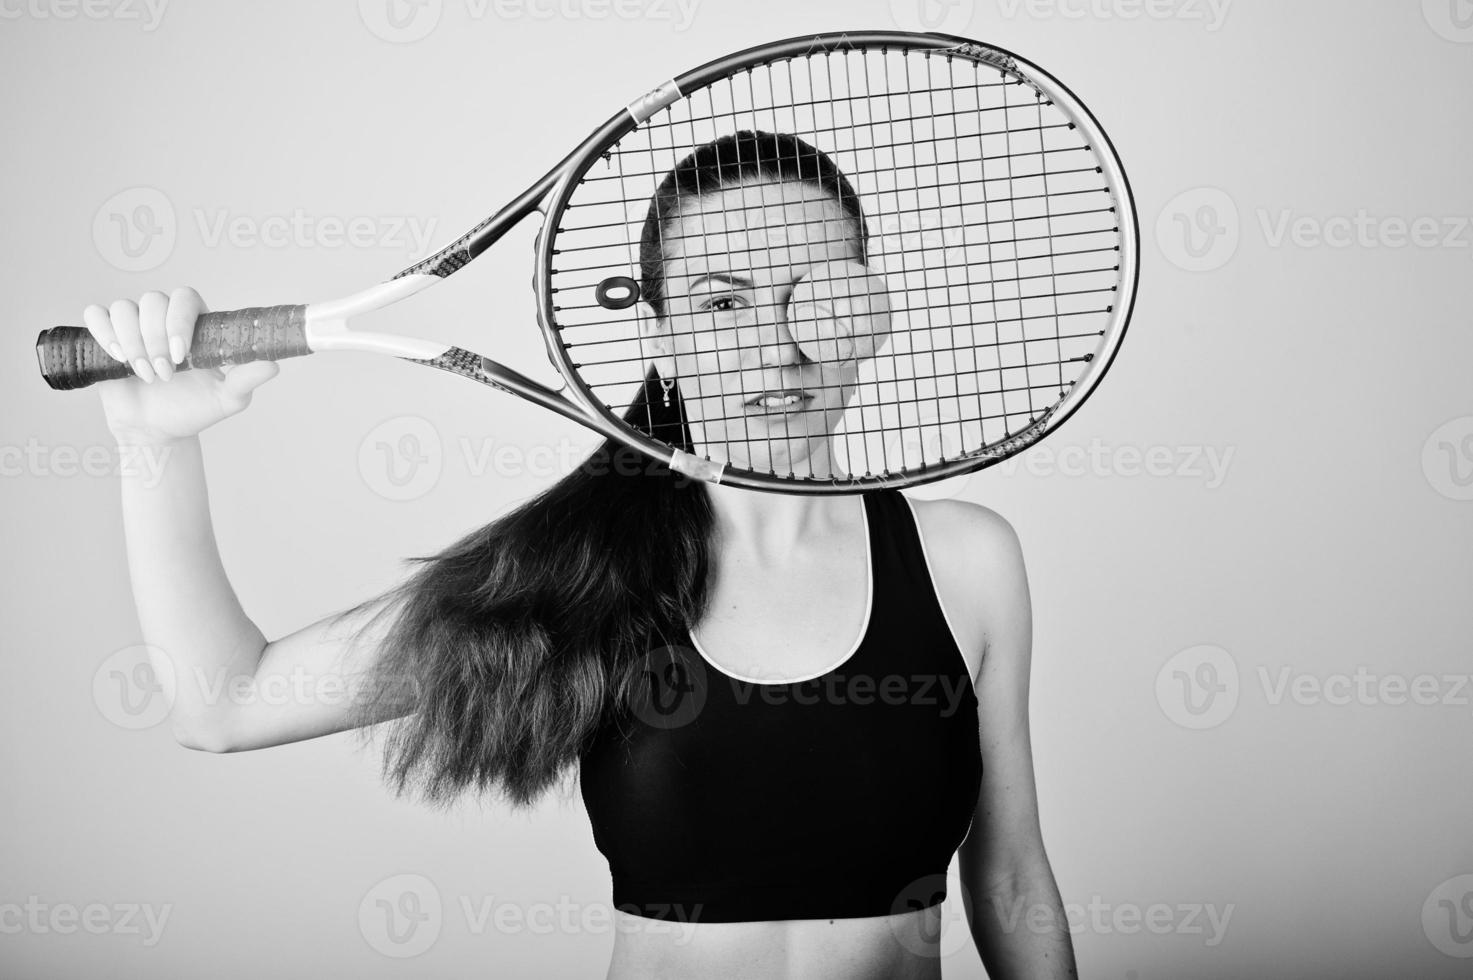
[751,291,802,367]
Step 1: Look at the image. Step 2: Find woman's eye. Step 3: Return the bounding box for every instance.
[699,295,745,313]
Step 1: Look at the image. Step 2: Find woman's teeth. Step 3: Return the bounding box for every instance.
[756,394,803,408]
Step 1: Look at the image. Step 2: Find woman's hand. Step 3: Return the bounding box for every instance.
[83,287,280,445]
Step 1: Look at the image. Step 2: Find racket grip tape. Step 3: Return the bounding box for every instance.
[35,304,310,391]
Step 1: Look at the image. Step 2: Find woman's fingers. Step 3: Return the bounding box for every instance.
[107,297,155,383]
[83,303,126,364]
[137,290,174,381]
[83,288,210,385]
[165,286,207,366]
[218,361,280,405]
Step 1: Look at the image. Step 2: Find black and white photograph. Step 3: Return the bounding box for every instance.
[2,1,1469,977]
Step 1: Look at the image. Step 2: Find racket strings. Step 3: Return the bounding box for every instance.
[548,46,1123,482]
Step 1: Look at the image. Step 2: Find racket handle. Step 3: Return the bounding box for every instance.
[35,304,311,391]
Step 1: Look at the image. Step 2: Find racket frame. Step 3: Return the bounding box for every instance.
[530,31,1139,493]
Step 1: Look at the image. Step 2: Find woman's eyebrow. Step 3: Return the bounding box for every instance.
[686,272,753,291]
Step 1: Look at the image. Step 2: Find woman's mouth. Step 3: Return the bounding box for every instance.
[744,389,815,414]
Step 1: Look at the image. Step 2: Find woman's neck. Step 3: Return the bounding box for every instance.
[704,483,855,564]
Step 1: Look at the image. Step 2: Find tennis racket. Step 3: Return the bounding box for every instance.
[35,30,1138,494]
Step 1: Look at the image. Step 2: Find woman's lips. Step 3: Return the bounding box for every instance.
[743,389,815,414]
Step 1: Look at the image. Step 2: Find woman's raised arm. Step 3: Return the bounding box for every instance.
[90,288,410,752]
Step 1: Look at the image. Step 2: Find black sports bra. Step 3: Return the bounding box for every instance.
[579,489,983,923]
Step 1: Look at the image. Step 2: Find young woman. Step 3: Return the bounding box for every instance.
[83,131,1075,979]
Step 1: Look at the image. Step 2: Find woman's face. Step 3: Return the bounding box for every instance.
[645,178,864,477]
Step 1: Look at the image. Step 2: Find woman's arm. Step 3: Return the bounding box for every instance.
[923,502,1077,978]
[90,289,410,752]
[118,434,406,751]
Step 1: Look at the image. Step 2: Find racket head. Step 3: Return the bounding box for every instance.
[535,31,1139,493]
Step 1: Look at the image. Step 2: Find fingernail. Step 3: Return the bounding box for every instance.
[108,343,125,362]
[153,356,173,381]
[169,336,186,364]
[132,358,156,384]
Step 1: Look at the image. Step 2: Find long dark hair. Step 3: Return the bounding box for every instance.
[342,131,869,809]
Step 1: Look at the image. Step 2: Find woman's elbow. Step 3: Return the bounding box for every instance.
[171,717,238,753]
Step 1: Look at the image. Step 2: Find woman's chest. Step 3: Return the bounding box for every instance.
[693,541,870,683]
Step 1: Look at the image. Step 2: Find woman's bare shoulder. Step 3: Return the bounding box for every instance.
[907,496,1024,572]
[905,496,1028,672]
